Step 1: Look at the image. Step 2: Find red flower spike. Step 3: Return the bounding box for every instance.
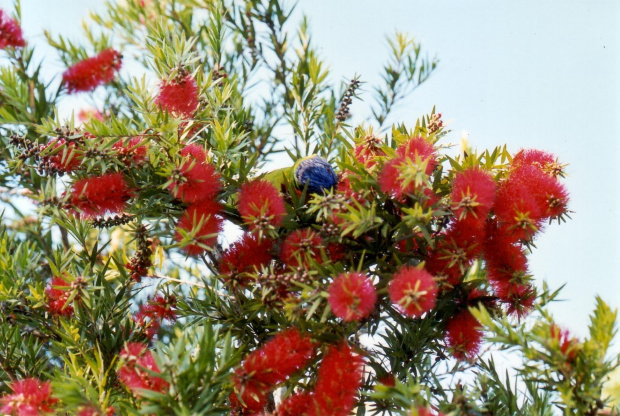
[134,294,177,339]
[0,10,25,49]
[156,74,199,118]
[70,173,132,218]
[377,374,396,387]
[313,343,365,416]
[43,138,82,173]
[378,136,437,198]
[388,265,438,318]
[451,168,496,226]
[280,228,325,268]
[220,233,273,286]
[425,220,485,286]
[532,173,569,220]
[229,383,267,413]
[113,137,148,165]
[118,343,169,396]
[493,281,535,318]
[326,242,347,262]
[63,49,122,94]
[175,200,223,256]
[396,136,437,171]
[77,108,104,124]
[512,149,564,177]
[232,329,316,413]
[0,378,58,416]
[483,220,529,286]
[550,324,579,361]
[276,392,315,416]
[168,144,221,203]
[46,276,77,317]
[445,309,483,361]
[238,180,286,233]
[494,165,567,241]
[424,256,462,289]
[328,272,377,322]
[354,134,385,168]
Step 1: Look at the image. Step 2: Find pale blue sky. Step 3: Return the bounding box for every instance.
[3,0,619,338]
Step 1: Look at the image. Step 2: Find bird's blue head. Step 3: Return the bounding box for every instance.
[294,155,339,194]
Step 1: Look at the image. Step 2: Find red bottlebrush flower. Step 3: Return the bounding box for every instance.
[335,174,367,205]
[326,242,347,262]
[276,392,315,416]
[426,220,485,288]
[377,374,396,387]
[388,265,437,318]
[113,137,148,165]
[531,172,569,220]
[229,382,266,413]
[396,136,437,170]
[232,329,315,413]
[493,281,535,318]
[445,309,483,361]
[168,144,221,203]
[70,172,133,218]
[62,48,122,94]
[396,235,419,254]
[43,138,82,173]
[175,200,223,256]
[512,148,564,177]
[424,251,463,289]
[280,228,325,268]
[134,294,177,339]
[354,134,385,168]
[378,136,437,198]
[0,378,58,416]
[238,180,286,233]
[156,74,199,118]
[483,222,530,287]
[46,276,78,317]
[328,272,377,322]
[220,233,273,286]
[77,107,104,124]
[118,343,169,396]
[494,165,565,241]
[451,168,496,226]
[313,343,365,416]
[0,10,25,49]
[550,324,579,361]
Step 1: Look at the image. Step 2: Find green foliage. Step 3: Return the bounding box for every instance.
[0,1,617,415]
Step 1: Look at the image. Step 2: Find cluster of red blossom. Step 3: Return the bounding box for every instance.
[1,13,122,95]
[549,323,579,363]
[230,329,365,416]
[62,49,122,94]
[45,275,85,317]
[133,294,178,339]
[0,10,25,49]
[341,136,567,360]
[0,378,114,416]
[117,342,169,396]
[169,144,223,255]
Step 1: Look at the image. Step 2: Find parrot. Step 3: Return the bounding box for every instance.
[262,155,339,195]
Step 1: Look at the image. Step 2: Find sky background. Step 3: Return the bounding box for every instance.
[2,0,619,340]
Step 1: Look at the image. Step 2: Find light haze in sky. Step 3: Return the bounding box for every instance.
[2,0,619,339]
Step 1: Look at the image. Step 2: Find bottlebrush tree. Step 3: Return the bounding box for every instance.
[0,1,617,415]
